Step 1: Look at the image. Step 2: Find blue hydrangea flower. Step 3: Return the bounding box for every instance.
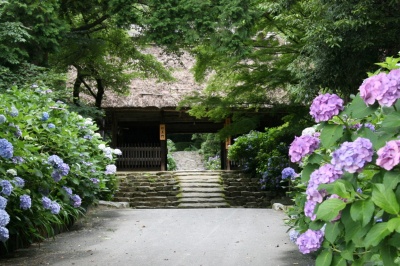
[0,196,7,210]
[105,164,117,175]
[58,163,70,176]
[50,202,60,214]
[14,125,22,138]
[41,112,49,121]
[281,167,297,179]
[90,178,100,184]
[0,226,9,242]
[42,196,52,209]
[48,155,63,168]
[13,177,25,188]
[289,229,301,243]
[9,106,19,117]
[0,139,13,159]
[0,180,13,196]
[0,210,10,227]
[20,195,31,210]
[51,171,63,182]
[48,123,55,129]
[0,115,6,124]
[71,194,82,207]
[63,186,73,196]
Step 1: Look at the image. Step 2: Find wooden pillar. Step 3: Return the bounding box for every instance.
[223,118,231,170]
[160,123,167,171]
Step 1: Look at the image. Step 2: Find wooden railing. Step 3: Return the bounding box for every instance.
[116,143,161,169]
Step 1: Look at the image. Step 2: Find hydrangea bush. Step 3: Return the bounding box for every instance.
[286,56,400,265]
[0,84,119,251]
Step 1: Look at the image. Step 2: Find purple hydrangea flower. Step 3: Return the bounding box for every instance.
[105,164,117,175]
[0,196,7,210]
[71,194,82,207]
[41,112,49,121]
[63,186,73,196]
[9,106,19,117]
[51,171,63,182]
[0,139,13,159]
[90,178,100,184]
[12,156,24,164]
[296,229,324,254]
[0,115,6,124]
[281,167,297,179]
[310,93,344,122]
[376,140,400,170]
[50,202,61,214]
[0,210,10,227]
[0,180,13,196]
[289,135,320,163]
[48,123,55,129]
[360,70,400,107]
[0,226,9,242]
[304,200,317,221]
[20,195,31,210]
[42,196,52,209]
[289,229,301,244]
[13,176,25,188]
[331,137,374,173]
[353,123,376,132]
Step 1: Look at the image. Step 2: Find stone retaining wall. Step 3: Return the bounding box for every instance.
[220,171,281,208]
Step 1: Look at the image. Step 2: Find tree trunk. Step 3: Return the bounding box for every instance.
[73,76,82,106]
[95,78,104,108]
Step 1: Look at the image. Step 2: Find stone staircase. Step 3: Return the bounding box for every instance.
[175,171,229,208]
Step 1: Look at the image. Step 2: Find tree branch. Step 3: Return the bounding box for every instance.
[71,15,110,33]
[79,76,97,99]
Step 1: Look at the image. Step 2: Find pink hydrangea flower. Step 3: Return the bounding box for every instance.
[296,229,324,254]
[360,69,400,107]
[309,93,344,122]
[376,140,400,170]
[289,135,320,163]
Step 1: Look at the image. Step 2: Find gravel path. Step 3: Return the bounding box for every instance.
[171,151,205,170]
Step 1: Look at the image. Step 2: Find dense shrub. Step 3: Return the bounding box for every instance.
[0,84,118,252]
[287,56,400,265]
[167,139,177,171]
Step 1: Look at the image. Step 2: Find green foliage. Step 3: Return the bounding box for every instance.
[0,84,118,252]
[228,117,310,189]
[287,57,400,264]
[167,139,177,171]
[193,133,221,170]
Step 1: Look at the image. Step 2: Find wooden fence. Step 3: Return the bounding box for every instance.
[116,143,161,170]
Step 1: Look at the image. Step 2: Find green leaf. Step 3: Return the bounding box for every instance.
[350,199,374,227]
[332,255,347,266]
[318,179,352,199]
[320,124,344,149]
[364,222,390,247]
[383,171,400,190]
[325,221,342,243]
[316,198,346,222]
[387,217,400,233]
[316,250,332,266]
[301,163,319,183]
[343,93,376,119]
[381,242,398,266]
[340,242,355,261]
[381,112,400,128]
[388,233,400,248]
[372,184,400,215]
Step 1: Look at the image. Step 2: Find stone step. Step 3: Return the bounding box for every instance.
[178,202,230,208]
[181,187,225,193]
[180,197,226,203]
[180,192,224,198]
[179,182,221,188]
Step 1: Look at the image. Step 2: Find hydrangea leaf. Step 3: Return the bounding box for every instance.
[343,93,376,119]
[381,242,398,266]
[350,199,374,227]
[325,221,342,244]
[364,222,390,247]
[320,124,343,149]
[316,250,332,266]
[381,112,400,128]
[332,255,347,266]
[372,184,399,215]
[383,171,400,190]
[316,198,346,222]
[319,179,353,199]
[387,217,400,233]
[340,242,355,261]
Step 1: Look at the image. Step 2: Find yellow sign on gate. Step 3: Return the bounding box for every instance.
[160,124,166,140]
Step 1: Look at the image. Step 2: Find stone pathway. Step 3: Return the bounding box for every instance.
[170,151,205,170]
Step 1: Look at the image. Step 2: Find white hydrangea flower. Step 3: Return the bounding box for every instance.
[301,127,316,136]
[84,118,93,126]
[6,169,17,176]
[93,133,101,138]
[113,149,122,155]
[98,144,106,150]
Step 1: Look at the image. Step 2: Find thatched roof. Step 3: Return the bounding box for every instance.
[74,46,204,109]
